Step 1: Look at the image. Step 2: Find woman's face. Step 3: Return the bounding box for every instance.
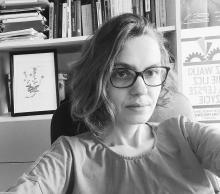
[107,35,162,126]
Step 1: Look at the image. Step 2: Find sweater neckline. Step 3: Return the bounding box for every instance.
[90,123,158,161]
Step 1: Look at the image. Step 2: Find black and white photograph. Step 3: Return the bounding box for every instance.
[0,0,220,193]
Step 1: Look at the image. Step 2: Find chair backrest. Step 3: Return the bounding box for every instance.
[50,99,88,144]
[50,91,220,193]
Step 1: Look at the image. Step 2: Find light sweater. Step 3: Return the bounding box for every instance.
[5,116,220,194]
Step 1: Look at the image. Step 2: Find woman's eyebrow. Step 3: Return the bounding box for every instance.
[114,62,136,70]
[114,62,161,70]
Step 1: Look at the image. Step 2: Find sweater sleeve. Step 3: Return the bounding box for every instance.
[180,116,220,176]
[4,136,74,194]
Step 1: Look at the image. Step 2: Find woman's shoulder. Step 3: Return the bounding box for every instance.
[53,132,102,156]
[151,115,210,141]
[150,115,191,136]
[55,132,96,149]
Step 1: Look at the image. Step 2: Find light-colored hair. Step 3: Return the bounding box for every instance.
[68,13,174,136]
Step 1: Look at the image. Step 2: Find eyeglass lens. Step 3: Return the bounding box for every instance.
[110,66,169,88]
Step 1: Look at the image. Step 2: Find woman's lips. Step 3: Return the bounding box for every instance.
[126,103,150,107]
[126,103,151,111]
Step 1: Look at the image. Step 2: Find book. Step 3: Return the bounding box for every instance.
[52,0,59,38]
[0,0,50,9]
[155,0,160,27]
[149,0,156,25]
[62,2,67,38]
[58,0,65,38]
[104,0,111,22]
[139,0,144,16]
[0,28,41,38]
[81,3,93,35]
[0,19,47,33]
[50,0,64,38]
[160,0,167,27]
[0,33,46,42]
[70,0,76,36]
[1,14,46,23]
[91,0,98,33]
[74,0,82,36]
[0,6,44,14]
[96,0,102,27]
[66,0,72,37]
[0,11,40,20]
[0,28,46,42]
[48,1,54,38]
[144,0,150,13]
[132,0,138,15]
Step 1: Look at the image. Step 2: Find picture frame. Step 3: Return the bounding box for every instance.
[10,49,59,116]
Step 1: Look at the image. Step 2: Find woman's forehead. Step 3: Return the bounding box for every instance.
[115,36,161,70]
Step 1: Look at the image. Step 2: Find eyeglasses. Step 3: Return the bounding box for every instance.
[110,66,170,88]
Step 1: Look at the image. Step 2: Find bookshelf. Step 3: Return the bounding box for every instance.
[0,0,180,190]
[0,1,180,127]
[0,36,88,51]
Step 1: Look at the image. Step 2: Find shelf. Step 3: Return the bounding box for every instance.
[0,25,176,51]
[0,36,89,51]
[0,113,53,123]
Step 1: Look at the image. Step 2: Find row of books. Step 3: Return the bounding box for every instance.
[0,0,50,42]
[50,0,168,38]
[0,0,168,41]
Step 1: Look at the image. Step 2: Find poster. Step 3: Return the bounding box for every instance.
[181,26,220,122]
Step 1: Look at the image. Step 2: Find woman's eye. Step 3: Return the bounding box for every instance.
[114,69,132,78]
[145,68,159,77]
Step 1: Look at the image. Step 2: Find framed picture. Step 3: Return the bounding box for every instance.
[10,49,59,116]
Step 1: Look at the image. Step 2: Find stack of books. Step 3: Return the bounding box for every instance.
[0,0,50,42]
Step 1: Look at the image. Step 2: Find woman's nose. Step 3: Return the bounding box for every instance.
[130,76,148,95]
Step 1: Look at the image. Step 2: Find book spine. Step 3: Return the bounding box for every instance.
[160,0,166,27]
[132,0,137,15]
[139,0,144,16]
[1,20,46,32]
[104,0,110,22]
[0,11,39,20]
[48,1,54,39]
[81,3,93,35]
[66,0,72,37]
[150,0,156,25]
[91,0,98,33]
[155,0,160,27]
[2,14,45,23]
[74,0,82,36]
[53,0,59,38]
[57,1,64,38]
[62,2,67,38]
[100,0,106,23]
[70,0,76,36]
[144,0,150,12]
[96,0,102,27]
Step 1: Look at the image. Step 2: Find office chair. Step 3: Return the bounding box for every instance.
[50,91,220,193]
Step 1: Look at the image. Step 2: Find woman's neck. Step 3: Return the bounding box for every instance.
[103,123,153,148]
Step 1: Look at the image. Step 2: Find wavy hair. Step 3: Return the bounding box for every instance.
[68,13,173,136]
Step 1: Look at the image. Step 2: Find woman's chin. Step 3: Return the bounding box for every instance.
[123,114,152,124]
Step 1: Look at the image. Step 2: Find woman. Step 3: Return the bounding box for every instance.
[5,13,220,194]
